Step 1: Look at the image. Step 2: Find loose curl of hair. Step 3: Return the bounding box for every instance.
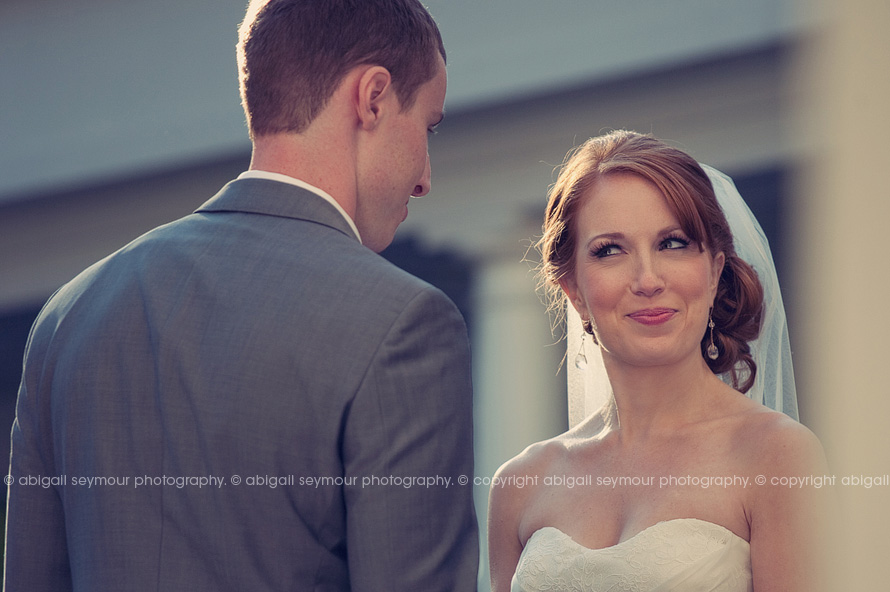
[537,130,764,393]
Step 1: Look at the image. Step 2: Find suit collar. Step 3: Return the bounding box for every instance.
[196,178,360,242]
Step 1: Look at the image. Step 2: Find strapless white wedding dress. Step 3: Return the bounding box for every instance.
[511,518,752,592]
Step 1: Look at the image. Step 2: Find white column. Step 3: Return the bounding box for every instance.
[470,239,567,591]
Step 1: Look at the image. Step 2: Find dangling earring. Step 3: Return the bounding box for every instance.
[707,309,719,360]
[582,318,598,345]
[575,318,595,369]
[574,332,588,369]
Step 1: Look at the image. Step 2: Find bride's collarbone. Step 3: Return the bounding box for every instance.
[567,429,733,471]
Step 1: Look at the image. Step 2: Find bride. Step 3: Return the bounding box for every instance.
[488,131,828,591]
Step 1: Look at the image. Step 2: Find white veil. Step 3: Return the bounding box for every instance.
[567,164,799,426]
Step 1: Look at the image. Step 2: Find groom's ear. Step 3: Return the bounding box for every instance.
[356,65,394,131]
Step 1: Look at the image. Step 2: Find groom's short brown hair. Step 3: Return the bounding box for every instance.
[237,0,446,138]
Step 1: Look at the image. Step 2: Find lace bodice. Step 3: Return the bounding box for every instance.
[511,518,752,592]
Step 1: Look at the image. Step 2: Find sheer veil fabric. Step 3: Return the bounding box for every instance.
[566,164,798,426]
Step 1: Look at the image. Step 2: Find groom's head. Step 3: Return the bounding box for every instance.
[237,0,446,139]
[236,0,449,252]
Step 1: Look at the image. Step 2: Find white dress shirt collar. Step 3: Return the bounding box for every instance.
[237,170,362,244]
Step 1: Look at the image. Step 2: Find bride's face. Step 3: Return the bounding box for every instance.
[561,172,724,368]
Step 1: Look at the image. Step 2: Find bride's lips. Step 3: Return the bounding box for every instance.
[627,308,676,326]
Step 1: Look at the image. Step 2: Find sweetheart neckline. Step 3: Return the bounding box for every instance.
[529,518,750,553]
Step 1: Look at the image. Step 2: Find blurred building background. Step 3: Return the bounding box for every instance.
[1,0,887,588]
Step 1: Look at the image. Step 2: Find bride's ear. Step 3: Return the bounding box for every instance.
[559,275,586,316]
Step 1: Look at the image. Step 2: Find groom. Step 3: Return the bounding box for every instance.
[4,1,478,590]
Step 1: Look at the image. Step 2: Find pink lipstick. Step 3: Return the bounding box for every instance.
[628,308,676,326]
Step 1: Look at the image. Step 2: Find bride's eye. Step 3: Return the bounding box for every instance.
[660,235,690,250]
[592,242,621,258]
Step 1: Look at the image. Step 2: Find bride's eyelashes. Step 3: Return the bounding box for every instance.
[589,232,692,259]
[591,241,622,258]
[659,233,691,250]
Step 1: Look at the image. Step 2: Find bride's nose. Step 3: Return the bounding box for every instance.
[631,253,665,296]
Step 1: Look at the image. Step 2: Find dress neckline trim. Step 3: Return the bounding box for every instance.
[530,517,750,552]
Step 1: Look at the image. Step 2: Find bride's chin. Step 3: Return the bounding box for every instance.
[603,341,700,369]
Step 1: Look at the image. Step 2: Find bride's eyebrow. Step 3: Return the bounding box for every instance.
[585,232,624,246]
[587,226,683,242]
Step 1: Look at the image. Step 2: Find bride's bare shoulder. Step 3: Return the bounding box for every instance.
[492,414,610,495]
[487,417,604,591]
[487,433,567,546]
[493,435,568,487]
[495,405,613,482]
[731,402,827,474]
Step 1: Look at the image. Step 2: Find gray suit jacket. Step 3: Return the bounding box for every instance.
[5,179,478,591]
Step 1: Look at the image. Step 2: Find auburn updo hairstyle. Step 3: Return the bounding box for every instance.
[537,130,764,393]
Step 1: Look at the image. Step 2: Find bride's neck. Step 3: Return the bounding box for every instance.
[601,354,722,440]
